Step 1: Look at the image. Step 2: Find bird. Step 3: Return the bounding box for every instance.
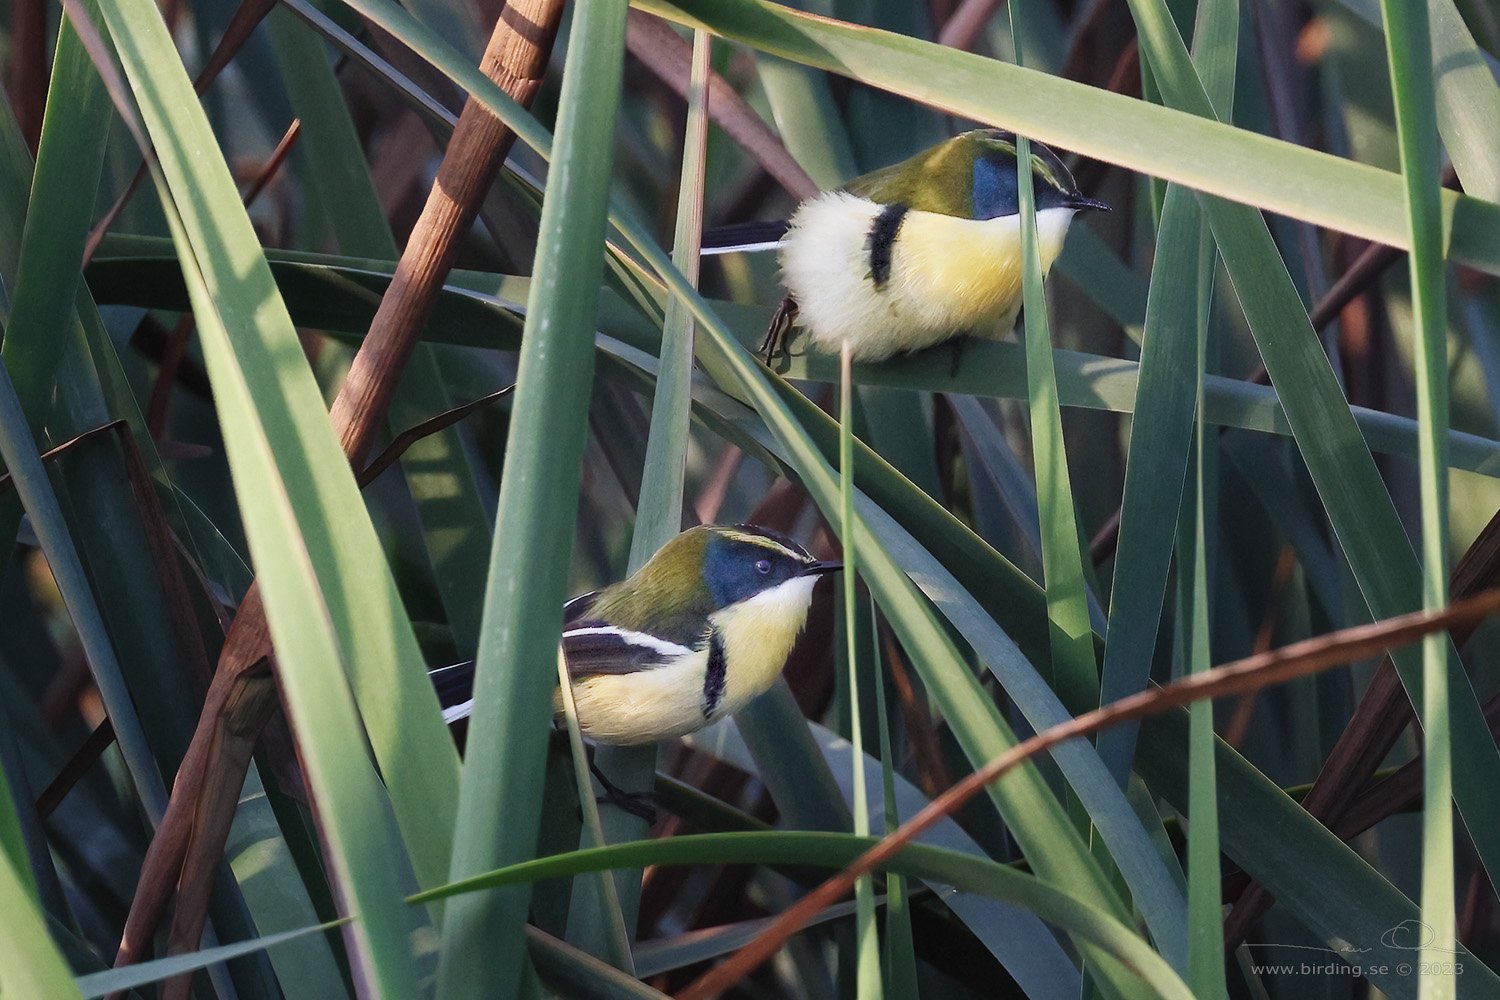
[431,523,840,747]
[704,129,1109,363]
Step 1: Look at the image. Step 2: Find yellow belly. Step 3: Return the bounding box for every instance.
[779,192,1076,361]
[891,211,1026,335]
[561,652,713,745]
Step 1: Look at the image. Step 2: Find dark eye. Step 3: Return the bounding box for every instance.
[754,559,772,575]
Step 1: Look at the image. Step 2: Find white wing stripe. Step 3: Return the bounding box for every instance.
[699,240,784,256]
[562,625,693,658]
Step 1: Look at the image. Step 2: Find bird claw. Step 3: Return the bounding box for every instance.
[761,297,799,365]
[588,756,657,825]
[597,789,657,825]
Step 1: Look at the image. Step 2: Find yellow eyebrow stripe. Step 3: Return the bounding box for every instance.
[718,528,808,563]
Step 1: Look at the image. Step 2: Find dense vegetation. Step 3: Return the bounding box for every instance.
[2,0,1499,997]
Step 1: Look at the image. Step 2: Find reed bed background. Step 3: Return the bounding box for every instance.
[2,0,1499,997]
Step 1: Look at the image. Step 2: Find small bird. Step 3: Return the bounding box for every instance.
[432,524,840,746]
[723,129,1108,363]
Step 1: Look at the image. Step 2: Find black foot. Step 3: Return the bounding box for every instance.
[589,757,657,825]
[761,296,799,364]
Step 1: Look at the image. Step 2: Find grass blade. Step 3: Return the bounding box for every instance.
[267,4,493,658]
[630,27,709,566]
[0,357,169,820]
[1117,0,1500,899]
[73,921,345,998]
[154,184,425,997]
[1097,185,1201,782]
[420,831,1192,1000]
[840,342,882,1000]
[1186,2,1232,992]
[94,0,464,896]
[1381,2,1456,996]
[567,28,717,952]
[435,2,628,996]
[0,849,83,1000]
[1010,15,1098,721]
[89,0,452,989]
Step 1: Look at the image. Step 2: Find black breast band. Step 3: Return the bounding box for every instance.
[702,630,727,717]
[866,203,910,288]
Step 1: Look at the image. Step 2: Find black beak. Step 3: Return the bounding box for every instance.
[1066,193,1111,213]
[801,561,843,577]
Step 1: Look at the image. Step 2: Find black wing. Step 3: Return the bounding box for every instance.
[429,661,476,723]
[562,590,600,625]
[429,591,597,723]
[562,621,694,679]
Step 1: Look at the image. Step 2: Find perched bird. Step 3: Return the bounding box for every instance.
[432,524,839,746]
[708,129,1108,363]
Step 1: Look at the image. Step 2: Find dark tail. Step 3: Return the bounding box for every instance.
[700,219,790,255]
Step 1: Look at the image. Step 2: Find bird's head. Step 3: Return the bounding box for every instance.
[845,128,1109,222]
[593,525,840,639]
[697,524,842,610]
